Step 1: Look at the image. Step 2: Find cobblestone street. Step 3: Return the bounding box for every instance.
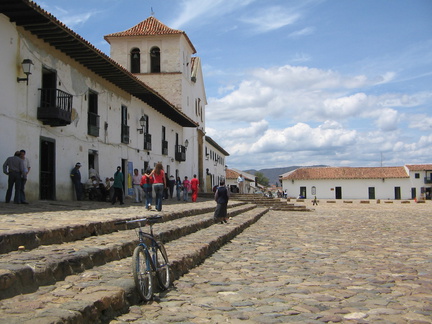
[112,202,432,323]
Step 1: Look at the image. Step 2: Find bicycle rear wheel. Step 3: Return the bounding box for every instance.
[156,242,171,290]
[132,245,153,301]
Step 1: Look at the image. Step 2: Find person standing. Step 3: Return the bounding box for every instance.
[19,149,30,204]
[175,176,182,201]
[150,163,166,211]
[111,166,124,205]
[168,175,175,199]
[3,151,25,204]
[237,174,245,194]
[190,174,199,202]
[182,176,190,202]
[70,162,83,201]
[141,169,153,210]
[132,169,143,203]
[214,180,230,224]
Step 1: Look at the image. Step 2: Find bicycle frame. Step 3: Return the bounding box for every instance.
[116,215,170,301]
[136,223,159,272]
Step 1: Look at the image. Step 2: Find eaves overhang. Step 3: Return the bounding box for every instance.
[0,0,197,128]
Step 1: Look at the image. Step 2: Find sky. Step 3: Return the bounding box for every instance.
[36,0,432,170]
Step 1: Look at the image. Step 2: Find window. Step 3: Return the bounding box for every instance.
[87,90,99,137]
[143,115,151,150]
[161,126,168,155]
[415,173,420,179]
[150,47,160,73]
[130,48,140,73]
[121,105,129,144]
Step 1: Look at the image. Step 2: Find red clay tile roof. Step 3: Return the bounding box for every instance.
[225,169,255,181]
[104,16,197,53]
[405,164,432,171]
[281,167,410,180]
[225,169,239,180]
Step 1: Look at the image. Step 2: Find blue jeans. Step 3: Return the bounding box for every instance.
[143,185,152,207]
[153,184,164,211]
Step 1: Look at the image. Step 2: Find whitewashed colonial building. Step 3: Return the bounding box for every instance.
[280,165,432,200]
[0,0,227,201]
[204,136,229,192]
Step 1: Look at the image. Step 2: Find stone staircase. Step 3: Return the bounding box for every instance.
[0,201,269,323]
[231,194,311,212]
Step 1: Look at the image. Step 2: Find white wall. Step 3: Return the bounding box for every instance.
[282,177,417,200]
[0,17,196,201]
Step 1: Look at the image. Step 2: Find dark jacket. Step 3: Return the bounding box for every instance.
[215,186,229,204]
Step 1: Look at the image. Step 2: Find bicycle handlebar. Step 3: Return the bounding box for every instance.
[115,215,163,226]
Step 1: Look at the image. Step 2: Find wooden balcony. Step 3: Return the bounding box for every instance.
[175,145,186,162]
[144,133,152,151]
[37,88,72,126]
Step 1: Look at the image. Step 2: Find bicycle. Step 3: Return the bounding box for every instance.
[116,215,171,301]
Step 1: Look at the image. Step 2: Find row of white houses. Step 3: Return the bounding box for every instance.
[280,165,432,200]
[0,0,229,201]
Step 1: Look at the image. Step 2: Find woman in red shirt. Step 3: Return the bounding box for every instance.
[150,163,166,211]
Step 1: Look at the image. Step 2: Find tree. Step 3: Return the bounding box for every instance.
[255,171,269,187]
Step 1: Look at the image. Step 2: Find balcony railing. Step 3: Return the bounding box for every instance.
[424,177,432,184]
[144,133,152,150]
[37,88,73,126]
[175,145,186,162]
[121,124,129,144]
[87,112,100,137]
[162,140,168,155]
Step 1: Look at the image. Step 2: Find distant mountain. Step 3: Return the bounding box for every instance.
[244,165,328,186]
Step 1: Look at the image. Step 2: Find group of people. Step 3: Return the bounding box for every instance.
[70,163,122,204]
[132,166,201,211]
[3,150,30,204]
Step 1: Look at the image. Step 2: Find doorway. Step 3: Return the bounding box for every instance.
[300,186,307,199]
[368,187,375,199]
[40,137,56,200]
[394,187,401,200]
[335,187,342,199]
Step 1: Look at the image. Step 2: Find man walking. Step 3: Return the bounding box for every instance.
[190,174,200,202]
[3,151,25,203]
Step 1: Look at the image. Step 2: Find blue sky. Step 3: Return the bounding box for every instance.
[37,0,432,170]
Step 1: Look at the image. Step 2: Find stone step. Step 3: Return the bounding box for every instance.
[0,207,268,324]
[0,201,247,255]
[0,203,256,300]
[231,196,312,211]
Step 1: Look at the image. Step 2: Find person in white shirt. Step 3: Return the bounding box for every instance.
[132,168,143,203]
[237,174,245,194]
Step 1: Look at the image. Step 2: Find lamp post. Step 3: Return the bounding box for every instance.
[17,59,34,85]
[137,116,145,134]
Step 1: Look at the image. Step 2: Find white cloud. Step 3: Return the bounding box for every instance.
[240,6,300,33]
[206,63,432,168]
[288,27,315,38]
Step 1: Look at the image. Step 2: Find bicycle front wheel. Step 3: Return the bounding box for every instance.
[132,245,153,301]
[156,242,171,290]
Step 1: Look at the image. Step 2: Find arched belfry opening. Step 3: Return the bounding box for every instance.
[130,48,140,73]
[150,46,160,73]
